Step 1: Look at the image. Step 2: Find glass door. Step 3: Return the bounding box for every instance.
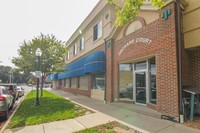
[135,71,146,104]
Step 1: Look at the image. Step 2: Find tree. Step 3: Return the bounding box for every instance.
[0,66,25,83]
[108,0,165,26]
[0,66,11,83]
[12,33,66,74]
[12,33,67,94]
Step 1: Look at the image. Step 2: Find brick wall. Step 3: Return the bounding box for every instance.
[105,39,114,102]
[189,48,200,89]
[111,2,179,117]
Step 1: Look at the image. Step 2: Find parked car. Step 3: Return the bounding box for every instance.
[0,86,14,120]
[0,84,19,101]
[17,86,25,97]
[28,84,32,86]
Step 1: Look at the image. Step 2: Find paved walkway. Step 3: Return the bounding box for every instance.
[3,89,200,133]
[4,112,115,133]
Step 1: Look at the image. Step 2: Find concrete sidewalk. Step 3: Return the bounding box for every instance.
[4,112,115,133]
[48,89,200,133]
[3,89,200,133]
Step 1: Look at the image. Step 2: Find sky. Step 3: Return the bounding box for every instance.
[0,0,99,67]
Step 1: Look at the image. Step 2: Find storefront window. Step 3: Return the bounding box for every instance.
[93,73,105,90]
[65,78,70,88]
[71,77,77,88]
[79,75,89,90]
[119,64,133,100]
[150,57,156,104]
[135,61,146,70]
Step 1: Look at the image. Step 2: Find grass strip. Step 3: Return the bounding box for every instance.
[7,90,87,128]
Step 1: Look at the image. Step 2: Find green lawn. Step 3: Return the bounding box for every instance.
[7,90,87,128]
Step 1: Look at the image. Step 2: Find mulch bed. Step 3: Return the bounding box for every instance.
[183,115,200,130]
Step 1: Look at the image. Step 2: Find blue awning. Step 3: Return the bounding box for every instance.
[48,73,58,80]
[56,51,105,80]
[58,58,85,79]
[84,51,105,73]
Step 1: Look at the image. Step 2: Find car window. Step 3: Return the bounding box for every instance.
[0,85,10,90]
[2,89,10,95]
[10,86,13,90]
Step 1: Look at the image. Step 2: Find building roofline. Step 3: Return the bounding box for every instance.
[65,0,108,47]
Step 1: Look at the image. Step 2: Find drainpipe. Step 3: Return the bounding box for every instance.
[176,0,183,123]
[104,39,107,104]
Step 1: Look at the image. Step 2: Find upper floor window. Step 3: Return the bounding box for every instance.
[93,21,102,41]
[80,37,84,51]
[73,44,77,55]
[66,51,70,60]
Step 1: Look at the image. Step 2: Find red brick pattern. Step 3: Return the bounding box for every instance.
[189,48,200,89]
[111,2,179,117]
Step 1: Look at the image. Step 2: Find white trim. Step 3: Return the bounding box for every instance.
[73,44,77,55]
[132,64,135,102]
[146,60,150,104]
[133,60,151,106]
[80,37,85,51]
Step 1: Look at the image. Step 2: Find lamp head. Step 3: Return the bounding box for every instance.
[35,48,42,56]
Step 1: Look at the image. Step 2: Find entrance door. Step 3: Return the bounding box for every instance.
[135,71,146,104]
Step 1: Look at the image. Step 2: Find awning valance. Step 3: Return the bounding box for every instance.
[55,51,105,80]
[84,51,105,73]
[48,73,58,80]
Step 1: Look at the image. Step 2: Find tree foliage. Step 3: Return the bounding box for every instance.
[0,66,29,83]
[12,33,67,76]
[0,66,11,83]
[108,0,165,26]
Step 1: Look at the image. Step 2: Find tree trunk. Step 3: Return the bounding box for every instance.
[40,73,44,97]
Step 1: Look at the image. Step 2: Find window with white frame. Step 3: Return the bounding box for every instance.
[80,37,84,51]
[93,21,102,41]
[73,44,77,55]
[66,51,70,60]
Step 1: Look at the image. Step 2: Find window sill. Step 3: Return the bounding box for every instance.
[93,36,103,44]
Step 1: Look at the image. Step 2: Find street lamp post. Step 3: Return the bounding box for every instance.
[35,48,42,106]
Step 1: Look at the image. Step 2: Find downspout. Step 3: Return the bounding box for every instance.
[104,39,107,104]
[176,0,183,123]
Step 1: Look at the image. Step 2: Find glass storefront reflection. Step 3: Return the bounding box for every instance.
[119,64,133,100]
[93,73,105,90]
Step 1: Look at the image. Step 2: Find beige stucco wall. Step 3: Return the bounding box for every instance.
[91,89,105,100]
[115,10,159,41]
[183,0,200,48]
[66,4,117,64]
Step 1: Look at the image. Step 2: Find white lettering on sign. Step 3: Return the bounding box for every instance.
[118,37,152,56]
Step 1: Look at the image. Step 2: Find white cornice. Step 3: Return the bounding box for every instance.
[66,0,108,48]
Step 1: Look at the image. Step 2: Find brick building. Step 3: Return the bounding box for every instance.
[49,0,197,122]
